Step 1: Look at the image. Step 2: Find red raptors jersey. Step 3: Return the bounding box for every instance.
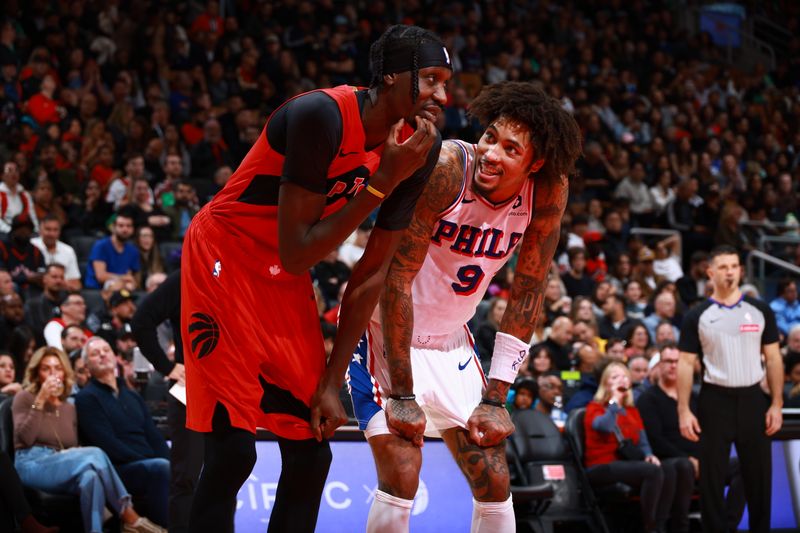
[200,85,409,281]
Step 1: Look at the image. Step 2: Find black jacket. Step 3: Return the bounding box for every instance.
[131,269,181,376]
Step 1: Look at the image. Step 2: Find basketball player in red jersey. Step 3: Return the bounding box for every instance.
[181,25,451,532]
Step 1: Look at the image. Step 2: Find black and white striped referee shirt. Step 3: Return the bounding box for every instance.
[678,295,780,387]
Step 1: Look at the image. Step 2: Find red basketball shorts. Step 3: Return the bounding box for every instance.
[181,211,325,440]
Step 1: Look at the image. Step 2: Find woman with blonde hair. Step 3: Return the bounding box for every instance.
[12,347,164,533]
[583,362,692,532]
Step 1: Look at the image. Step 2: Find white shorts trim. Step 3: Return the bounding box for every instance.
[362,325,486,439]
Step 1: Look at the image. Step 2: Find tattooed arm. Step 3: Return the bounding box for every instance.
[382,141,465,446]
[468,173,569,447]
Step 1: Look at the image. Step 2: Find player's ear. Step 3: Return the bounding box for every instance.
[529,158,545,174]
[382,73,398,88]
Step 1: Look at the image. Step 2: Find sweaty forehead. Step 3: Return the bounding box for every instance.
[490,116,531,138]
[488,117,535,152]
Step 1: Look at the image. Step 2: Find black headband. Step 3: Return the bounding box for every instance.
[382,39,452,75]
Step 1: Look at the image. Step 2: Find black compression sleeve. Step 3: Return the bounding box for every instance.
[375,131,443,231]
[268,91,342,194]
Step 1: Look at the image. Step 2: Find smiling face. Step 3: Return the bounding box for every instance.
[473,116,542,204]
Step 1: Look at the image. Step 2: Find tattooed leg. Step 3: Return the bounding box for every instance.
[365,433,422,533]
[368,433,423,500]
[442,427,515,532]
[441,427,510,502]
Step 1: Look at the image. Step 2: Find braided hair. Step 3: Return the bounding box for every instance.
[468,82,583,186]
[368,25,445,103]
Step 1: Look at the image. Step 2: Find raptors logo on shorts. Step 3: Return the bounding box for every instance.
[189,312,220,359]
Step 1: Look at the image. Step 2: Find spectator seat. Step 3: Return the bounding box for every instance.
[69,235,98,263]
[510,409,608,533]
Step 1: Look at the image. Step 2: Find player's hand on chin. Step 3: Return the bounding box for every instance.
[467,403,514,448]
[386,399,426,448]
[309,380,349,442]
[371,117,437,195]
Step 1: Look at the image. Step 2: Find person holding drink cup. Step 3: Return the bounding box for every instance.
[11,346,164,533]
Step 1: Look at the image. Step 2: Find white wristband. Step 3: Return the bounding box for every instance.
[488,332,529,384]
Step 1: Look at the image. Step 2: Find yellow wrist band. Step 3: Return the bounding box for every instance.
[365,184,386,200]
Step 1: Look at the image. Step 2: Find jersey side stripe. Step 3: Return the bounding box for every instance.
[463,325,488,387]
[366,324,386,406]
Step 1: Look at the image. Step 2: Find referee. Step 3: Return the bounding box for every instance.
[677,245,783,533]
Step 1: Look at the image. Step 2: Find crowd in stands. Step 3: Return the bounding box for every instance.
[0,0,798,530]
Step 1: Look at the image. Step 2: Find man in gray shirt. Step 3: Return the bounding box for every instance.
[677,245,783,533]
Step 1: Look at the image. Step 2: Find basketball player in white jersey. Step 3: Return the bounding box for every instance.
[347,82,582,532]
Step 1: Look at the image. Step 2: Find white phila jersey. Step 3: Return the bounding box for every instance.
[410,140,535,340]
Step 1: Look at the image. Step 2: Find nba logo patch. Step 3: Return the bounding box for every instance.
[212,260,222,278]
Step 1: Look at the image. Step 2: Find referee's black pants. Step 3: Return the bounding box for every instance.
[698,383,771,533]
